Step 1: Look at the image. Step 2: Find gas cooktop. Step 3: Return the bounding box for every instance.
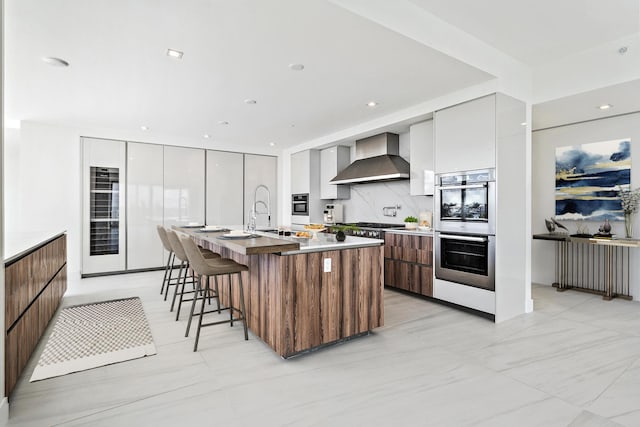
[335,222,405,229]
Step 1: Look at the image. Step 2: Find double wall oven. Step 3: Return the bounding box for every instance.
[434,169,495,291]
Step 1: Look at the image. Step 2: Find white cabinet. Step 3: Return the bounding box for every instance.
[320,146,350,200]
[409,120,434,196]
[290,151,311,195]
[206,150,244,225]
[244,154,277,228]
[434,94,496,173]
[81,137,127,275]
[289,150,323,224]
[127,142,164,270]
[163,146,205,227]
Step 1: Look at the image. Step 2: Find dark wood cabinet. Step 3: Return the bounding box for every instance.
[5,234,67,396]
[384,232,433,297]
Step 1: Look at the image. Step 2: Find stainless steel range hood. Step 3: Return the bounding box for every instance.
[330,133,409,184]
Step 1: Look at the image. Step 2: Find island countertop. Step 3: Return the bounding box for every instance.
[175,227,383,255]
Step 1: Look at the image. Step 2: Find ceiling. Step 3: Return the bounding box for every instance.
[408,0,640,66]
[5,0,640,152]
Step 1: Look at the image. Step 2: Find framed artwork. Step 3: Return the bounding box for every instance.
[555,138,631,221]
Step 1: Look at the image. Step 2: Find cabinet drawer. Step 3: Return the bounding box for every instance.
[384,233,432,265]
[384,259,432,297]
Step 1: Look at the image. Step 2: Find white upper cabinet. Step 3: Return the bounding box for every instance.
[290,150,311,195]
[320,146,350,200]
[434,94,496,173]
[163,146,205,227]
[127,142,164,270]
[244,154,277,228]
[409,120,434,196]
[206,150,244,226]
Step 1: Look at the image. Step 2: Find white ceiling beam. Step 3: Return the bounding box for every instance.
[329,0,532,100]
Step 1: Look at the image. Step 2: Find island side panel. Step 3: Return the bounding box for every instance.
[281,245,384,356]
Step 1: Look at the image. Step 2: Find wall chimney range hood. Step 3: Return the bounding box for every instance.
[330,133,409,185]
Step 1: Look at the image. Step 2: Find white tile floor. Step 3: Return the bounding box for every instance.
[6,271,640,426]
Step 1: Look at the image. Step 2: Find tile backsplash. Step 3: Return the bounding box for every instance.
[334,180,433,224]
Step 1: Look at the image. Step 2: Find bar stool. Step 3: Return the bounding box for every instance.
[179,234,249,351]
[165,229,220,319]
[156,225,177,295]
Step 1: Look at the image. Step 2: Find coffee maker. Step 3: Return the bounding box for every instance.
[323,204,343,224]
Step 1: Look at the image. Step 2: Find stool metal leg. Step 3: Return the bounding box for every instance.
[194,276,210,352]
[185,274,202,337]
[166,260,184,302]
[175,266,192,321]
[170,261,189,312]
[238,273,248,340]
[228,274,234,327]
[214,276,221,313]
[161,252,175,294]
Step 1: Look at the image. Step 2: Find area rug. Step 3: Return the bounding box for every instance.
[30,297,156,382]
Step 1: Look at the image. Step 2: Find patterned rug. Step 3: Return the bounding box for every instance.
[30,297,156,382]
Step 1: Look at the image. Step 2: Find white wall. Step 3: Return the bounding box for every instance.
[532,112,640,297]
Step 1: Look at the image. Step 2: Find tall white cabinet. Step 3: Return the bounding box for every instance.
[206,150,244,225]
[163,146,205,227]
[81,137,127,275]
[244,154,277,228]
[409,120,434,196]
[434,95,496,173]
[127,142,164,270]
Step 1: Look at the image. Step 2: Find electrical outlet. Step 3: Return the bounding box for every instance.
[323,258,331,273]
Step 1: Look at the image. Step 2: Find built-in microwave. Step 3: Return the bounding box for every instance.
[291,193,309,216]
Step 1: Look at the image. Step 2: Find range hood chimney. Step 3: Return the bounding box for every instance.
[330,133,409,185]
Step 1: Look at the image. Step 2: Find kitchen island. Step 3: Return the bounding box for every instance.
[178,228,384,358]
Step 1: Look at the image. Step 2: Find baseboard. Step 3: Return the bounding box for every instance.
[0,397,9,426]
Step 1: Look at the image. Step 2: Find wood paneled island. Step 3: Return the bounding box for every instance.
[178,228,384,357]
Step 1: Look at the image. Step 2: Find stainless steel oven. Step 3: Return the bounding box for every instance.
[434,169,495,235]
[291,193,309,216]
[435,232,495,291]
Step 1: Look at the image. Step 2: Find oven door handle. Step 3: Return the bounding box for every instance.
[437,183,487,190]
[439,234,488,242]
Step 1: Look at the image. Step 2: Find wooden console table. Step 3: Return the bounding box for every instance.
[533,233,638,300]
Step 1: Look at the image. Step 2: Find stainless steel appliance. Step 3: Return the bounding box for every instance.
[434,233,495,290]
[291,193,309,216]
[323,204,344,224]
[328,222,404,239]
[330,133,410,184]
[434,168,495,235]
[434,168,496,291]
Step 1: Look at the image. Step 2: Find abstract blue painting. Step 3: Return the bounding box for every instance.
[555,138,631,221]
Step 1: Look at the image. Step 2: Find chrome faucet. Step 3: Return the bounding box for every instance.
[253,185,271,228]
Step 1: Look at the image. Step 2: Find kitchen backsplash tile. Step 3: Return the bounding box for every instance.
[336,180,433,223]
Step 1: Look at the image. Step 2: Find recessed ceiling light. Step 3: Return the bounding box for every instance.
[166,49,184,59]
[244,99,257,105]
[140,125,149,131]
[42,57,69,67]
[367,101,378,107]
[598,104,612,110]
[203,134,210,139]
[520,122,527,126]
[218,120,229,125]
[289,63,305,71]
[269,142,276,147]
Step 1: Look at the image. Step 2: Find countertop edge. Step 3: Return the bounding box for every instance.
[280,239,384,255]
[383,228,433,236]
[5,231,67,266]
